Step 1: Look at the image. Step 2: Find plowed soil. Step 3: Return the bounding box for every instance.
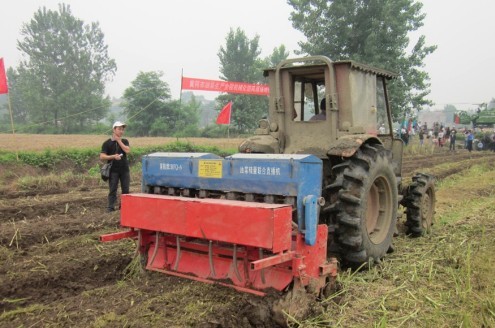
[1,148,494,327]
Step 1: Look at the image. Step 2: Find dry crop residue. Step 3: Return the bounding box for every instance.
[0,150,494,327]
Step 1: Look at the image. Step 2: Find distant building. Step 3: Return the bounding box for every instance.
[418,109,473,129]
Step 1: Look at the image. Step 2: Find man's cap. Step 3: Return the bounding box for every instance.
[113,121,127,129]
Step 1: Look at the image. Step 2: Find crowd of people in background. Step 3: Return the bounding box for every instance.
[397,121,495,153]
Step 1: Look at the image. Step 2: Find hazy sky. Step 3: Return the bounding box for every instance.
[1,0,494,111]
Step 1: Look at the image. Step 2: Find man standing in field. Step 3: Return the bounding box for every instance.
[466,130,474,152]
[100,121,131,212]
[449,128,457,151]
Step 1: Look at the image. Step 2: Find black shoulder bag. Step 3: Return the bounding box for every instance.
[100,142,118,181]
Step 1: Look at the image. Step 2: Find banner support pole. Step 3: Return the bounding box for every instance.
[179,68,183,107]
[7,93,18,161]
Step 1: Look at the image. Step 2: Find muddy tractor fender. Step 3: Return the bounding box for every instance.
[327,134,382,158]
[238,134,280,154]
[238,119,284,154]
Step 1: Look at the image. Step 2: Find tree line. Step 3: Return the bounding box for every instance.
[1,1,435,136]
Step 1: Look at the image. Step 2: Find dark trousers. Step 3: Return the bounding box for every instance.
[467,140,473,152]
[449,140,456,151]
[108,170,130,211]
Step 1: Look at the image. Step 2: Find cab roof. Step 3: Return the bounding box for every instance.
[263,59,398,79]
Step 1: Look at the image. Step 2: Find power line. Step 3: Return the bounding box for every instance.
[0,87,160,134]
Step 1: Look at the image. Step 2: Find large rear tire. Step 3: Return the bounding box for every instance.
[404,173,436,237]
[327,144,398,266]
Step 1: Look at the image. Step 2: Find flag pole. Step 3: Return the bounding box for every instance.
[7,93,18,161]
[179,68,183,108]
[227,101,231,139]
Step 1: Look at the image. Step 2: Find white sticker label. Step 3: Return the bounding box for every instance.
[160,163,183,171]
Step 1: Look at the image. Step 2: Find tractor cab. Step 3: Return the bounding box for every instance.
[240,56,400,161]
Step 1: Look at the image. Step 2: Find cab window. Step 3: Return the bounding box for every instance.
[293,78,326,122]
[376,77,389,133]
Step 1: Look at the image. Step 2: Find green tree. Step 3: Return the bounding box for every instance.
[288,0,436,119]
[256,44,291,74]
[13,4,116,133]
[5,67,31,125]
[174,96,201,137]
[122,71,199,137]
[267,45,291,67]
[217,28,268,133]
[122,71,171,136]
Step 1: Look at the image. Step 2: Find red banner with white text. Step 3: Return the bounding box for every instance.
[182,77,269,96]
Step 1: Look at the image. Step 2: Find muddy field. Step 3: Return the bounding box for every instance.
[1,147,494,327]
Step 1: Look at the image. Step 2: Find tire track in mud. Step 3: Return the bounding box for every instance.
[401,150,493,177]
[403,151,495,181]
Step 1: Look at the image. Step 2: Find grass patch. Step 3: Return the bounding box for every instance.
[0,303,48,320]
[122,256,143,281]
[15,171,89,192]
[435,162,495,225]
[0,140,235,167]
[403,142,436,156]
[296,162,495,327]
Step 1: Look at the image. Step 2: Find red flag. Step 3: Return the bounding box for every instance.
[454,114,460,124]
[0,58,8,94]
[216,101,232,125]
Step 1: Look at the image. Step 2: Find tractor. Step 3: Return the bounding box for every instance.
[239,56,436,265]
[101,56,435,297]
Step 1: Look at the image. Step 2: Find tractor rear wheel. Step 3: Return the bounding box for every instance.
[404,173,436,237]
[327,144,398,266]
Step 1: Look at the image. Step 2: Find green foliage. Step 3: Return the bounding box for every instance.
[217,28,269,133]
[18,149,62,168]
[0,142,235,174]
[267,45,291,67]
[296,162,495,327]
[218,28,262,83]
[122,72,200,137]
[0,148,94,169]
[88,163,101,176]
[0,150,18,163]
[10,4,116,133]
[59,148,99,168]
[200,125,230,138]
[131,141,234,158]
[173,125,201,138]
[288,0,436,119]
[171,99,201,136]
[122,71,171,136]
